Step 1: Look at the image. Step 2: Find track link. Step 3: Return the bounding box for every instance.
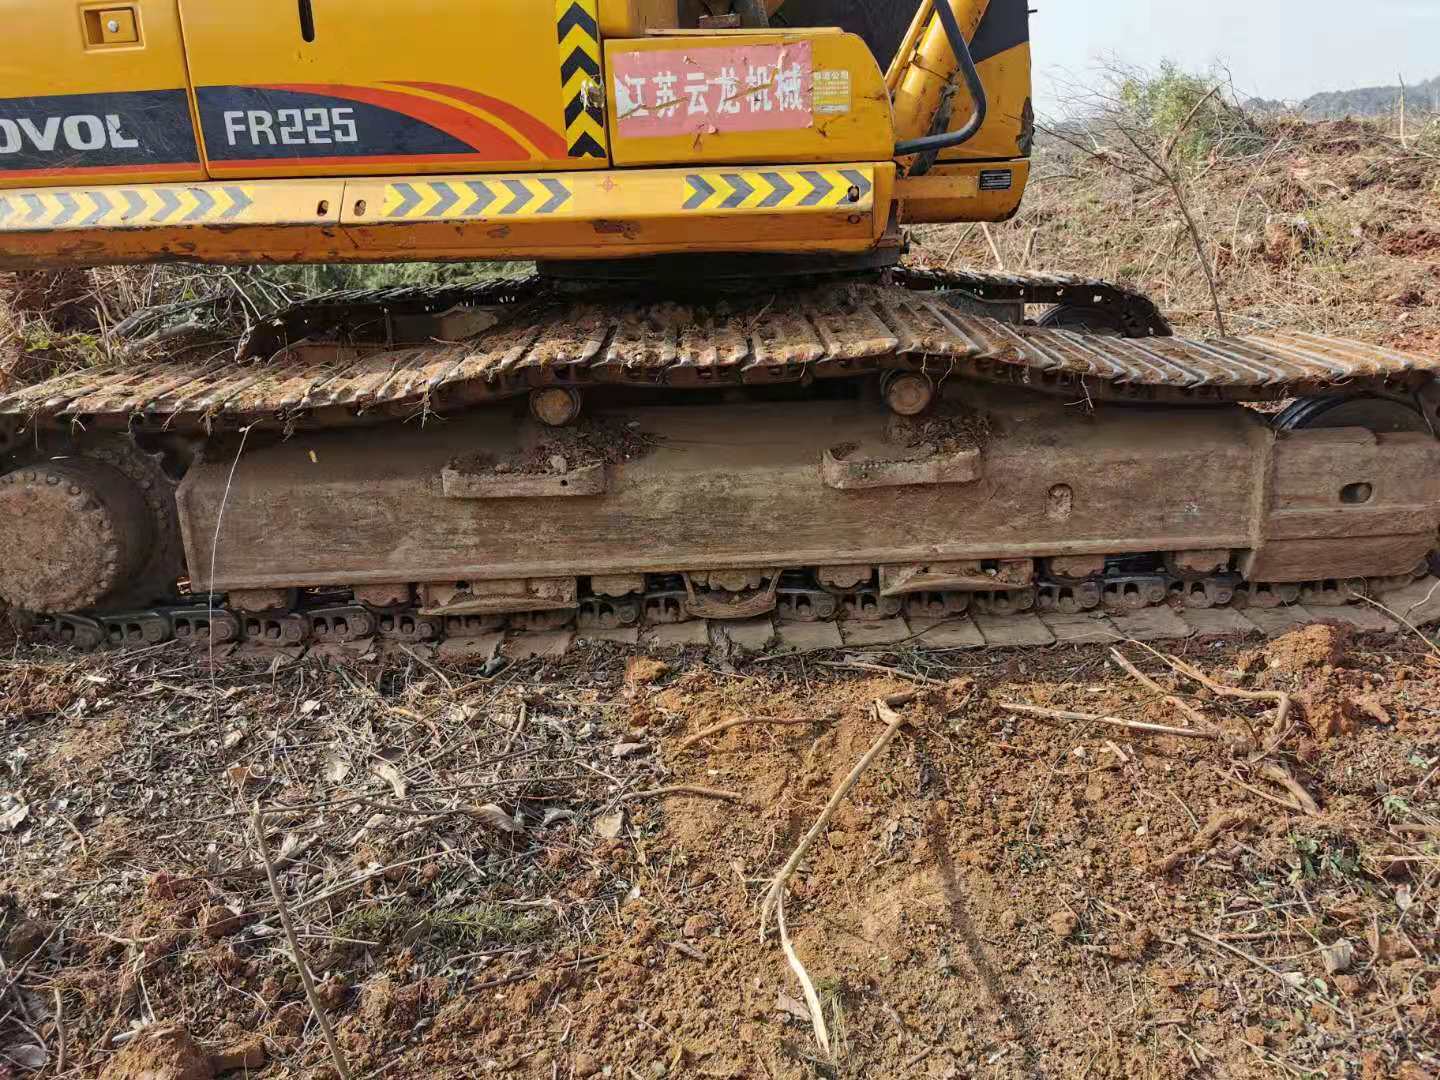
[3,269,1437,434]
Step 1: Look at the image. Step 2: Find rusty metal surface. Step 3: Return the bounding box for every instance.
[3,281,1438,427]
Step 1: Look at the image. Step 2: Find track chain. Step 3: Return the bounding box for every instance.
[230,267,1169,361]
[35,562,1429,653]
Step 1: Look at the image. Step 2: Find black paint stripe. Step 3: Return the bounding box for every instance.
[556,2,599,43]
[970,0,1030,65]
[560,48,602,86]
[0,88,198,173]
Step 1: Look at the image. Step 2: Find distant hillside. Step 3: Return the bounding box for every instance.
[1252,75,1440,118]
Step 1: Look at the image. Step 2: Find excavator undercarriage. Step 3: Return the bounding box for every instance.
[2,268,1438,651]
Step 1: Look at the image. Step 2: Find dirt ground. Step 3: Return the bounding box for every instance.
[0,622,1437,1079]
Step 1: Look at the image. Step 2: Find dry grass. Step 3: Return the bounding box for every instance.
[913,111,1440,352]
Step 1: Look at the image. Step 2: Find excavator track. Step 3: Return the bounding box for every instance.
[4,269,1439,657]
[2,270,1438,436]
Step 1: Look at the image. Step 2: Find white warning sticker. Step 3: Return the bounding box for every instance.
[813,69,853,116]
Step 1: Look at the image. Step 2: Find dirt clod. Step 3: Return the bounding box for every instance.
[99,1026,214,1080]
[1048,909,1080,940]
[625,657,670,686]
[208,1037,266,1074]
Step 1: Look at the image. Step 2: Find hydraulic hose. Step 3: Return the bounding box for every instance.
[893,0,989,158]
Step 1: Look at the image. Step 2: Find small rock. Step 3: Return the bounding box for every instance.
[1244,1025,1267,1047]
[493,462,512,474]
[682,914,709,939]
[99,1025,214,1080]
[200,906,257,941]
[574,1053,601,1078]
[549,455,569,474]
[1048,909,1079,941]
[1,919,50,963]
[594,809,627,840]
[611,742,648,759]
[1322,939,1355,975]
[208,1037,266,1074]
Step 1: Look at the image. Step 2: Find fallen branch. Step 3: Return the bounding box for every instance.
[1394,823,1440,837]
[759,695,915,1060]
[1193,932,1351,1023]
[1257,762,1319,816]
[1154,810,1250,875]
[776,890,830,1057]
[1147,647,1292,750]
[999,702,1219,741]
[813,660,950,687]
[760,697,914,937]
[1217,768,1305,814]
[1110,648,1214,731]
[674,716,817,754]
[501,701,528,756]
[622,785,746,804]
[253,807,352,1080]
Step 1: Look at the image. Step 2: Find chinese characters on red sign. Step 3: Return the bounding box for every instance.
[611,43,815,137]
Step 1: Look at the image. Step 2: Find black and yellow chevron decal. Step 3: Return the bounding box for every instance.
[0,185,255,231]
[556,0,607,159]
[381,177,574,220]
[681,168,874,212]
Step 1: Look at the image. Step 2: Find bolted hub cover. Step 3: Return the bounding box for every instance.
[0,460,153,613]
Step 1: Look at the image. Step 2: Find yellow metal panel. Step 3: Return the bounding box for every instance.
[605,31,894,167]
[177,0,608,179]
[895,159,1028,224]
[346,164,874,224]
[0,179,341,230]
[97,9,140,45]
[597,0,678,35]
[936,43,1032,164]
[0,0,202,187]
[0,164,893,267]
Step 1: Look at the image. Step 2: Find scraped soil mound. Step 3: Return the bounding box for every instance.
[3,633,1438,1077]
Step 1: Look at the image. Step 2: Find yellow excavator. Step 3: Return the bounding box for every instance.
[0,0,1436,649]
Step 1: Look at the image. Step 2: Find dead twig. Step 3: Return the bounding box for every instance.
[1193,931,1351,1025]
[776,889,830,1058]
[622,785,747,804]
[1217,767,1305,814]
[675,716,817,754]
[252,806,352,1080]
[1257,762,1319,816]
[52,989,65,1075]
[1355,590,1440,661]
[1163,85,1222,161]
[761,697,914,935]
[1121,128,1228,335]
[501,700,528,756]
[998,702,1219,741]
[1147,647,1292,751]
[1110,647,1214,731]
[812,660,950,687]
[1154,810,1250,875]
[758,697,914,1057]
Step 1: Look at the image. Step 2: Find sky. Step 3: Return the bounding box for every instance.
[1031,0,1440,115]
